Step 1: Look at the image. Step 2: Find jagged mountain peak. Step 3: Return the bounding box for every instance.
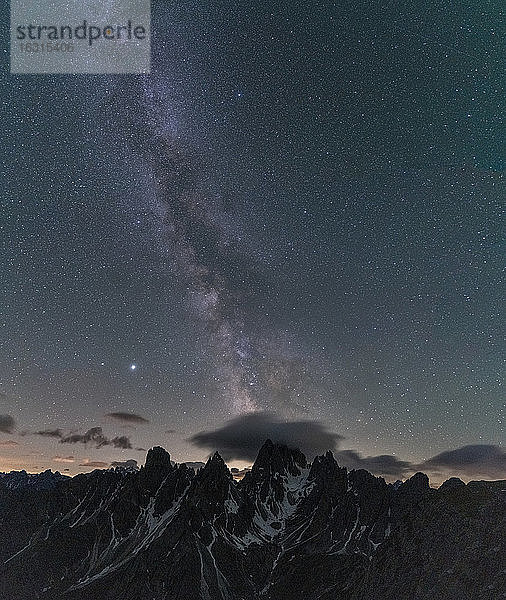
[185,450,235,524]
[210,449,225,462]
[309,449,347,493]
[189,450,233,493]
[400,471,430,494]
[251,438,307,477]
[144,446,172,470]
[310,449,339,474]
[140,446,175,493]
[439,476,466,491]
[199,450,230,477]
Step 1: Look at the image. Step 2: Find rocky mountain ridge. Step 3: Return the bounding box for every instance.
[0,469,69,491]
[0,441,504,599]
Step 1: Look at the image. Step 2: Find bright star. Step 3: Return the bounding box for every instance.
[130,364,137,370]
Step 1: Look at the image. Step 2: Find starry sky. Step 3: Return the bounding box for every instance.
[1,1,504,482]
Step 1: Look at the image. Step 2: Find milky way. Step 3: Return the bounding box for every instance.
[118,78,283,415]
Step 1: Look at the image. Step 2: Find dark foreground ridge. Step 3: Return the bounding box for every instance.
[0,442,504,599]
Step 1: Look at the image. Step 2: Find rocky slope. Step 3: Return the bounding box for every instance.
[0,441,504,600]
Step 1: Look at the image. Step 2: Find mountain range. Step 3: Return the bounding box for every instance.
[0,441,504,599]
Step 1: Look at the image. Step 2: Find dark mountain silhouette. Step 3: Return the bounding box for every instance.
[0,442,504,599]
[0,469,69,491]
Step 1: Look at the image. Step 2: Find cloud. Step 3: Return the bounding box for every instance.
[105,412,149,424]
[110,435,133,449]
[336,449,414,478]
[0,440,18,447]
[110,459,139,470]
[35,426,133,450]
[59,427,133,449]
[421,444,506,479]
[79,458,108,468]
[53,455,75,464]
[60,427,106,446]
[0,415,15,434]
[36,429,64,438]
[189,411,343,461]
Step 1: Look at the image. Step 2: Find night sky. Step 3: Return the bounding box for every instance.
[1,1,504,483]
